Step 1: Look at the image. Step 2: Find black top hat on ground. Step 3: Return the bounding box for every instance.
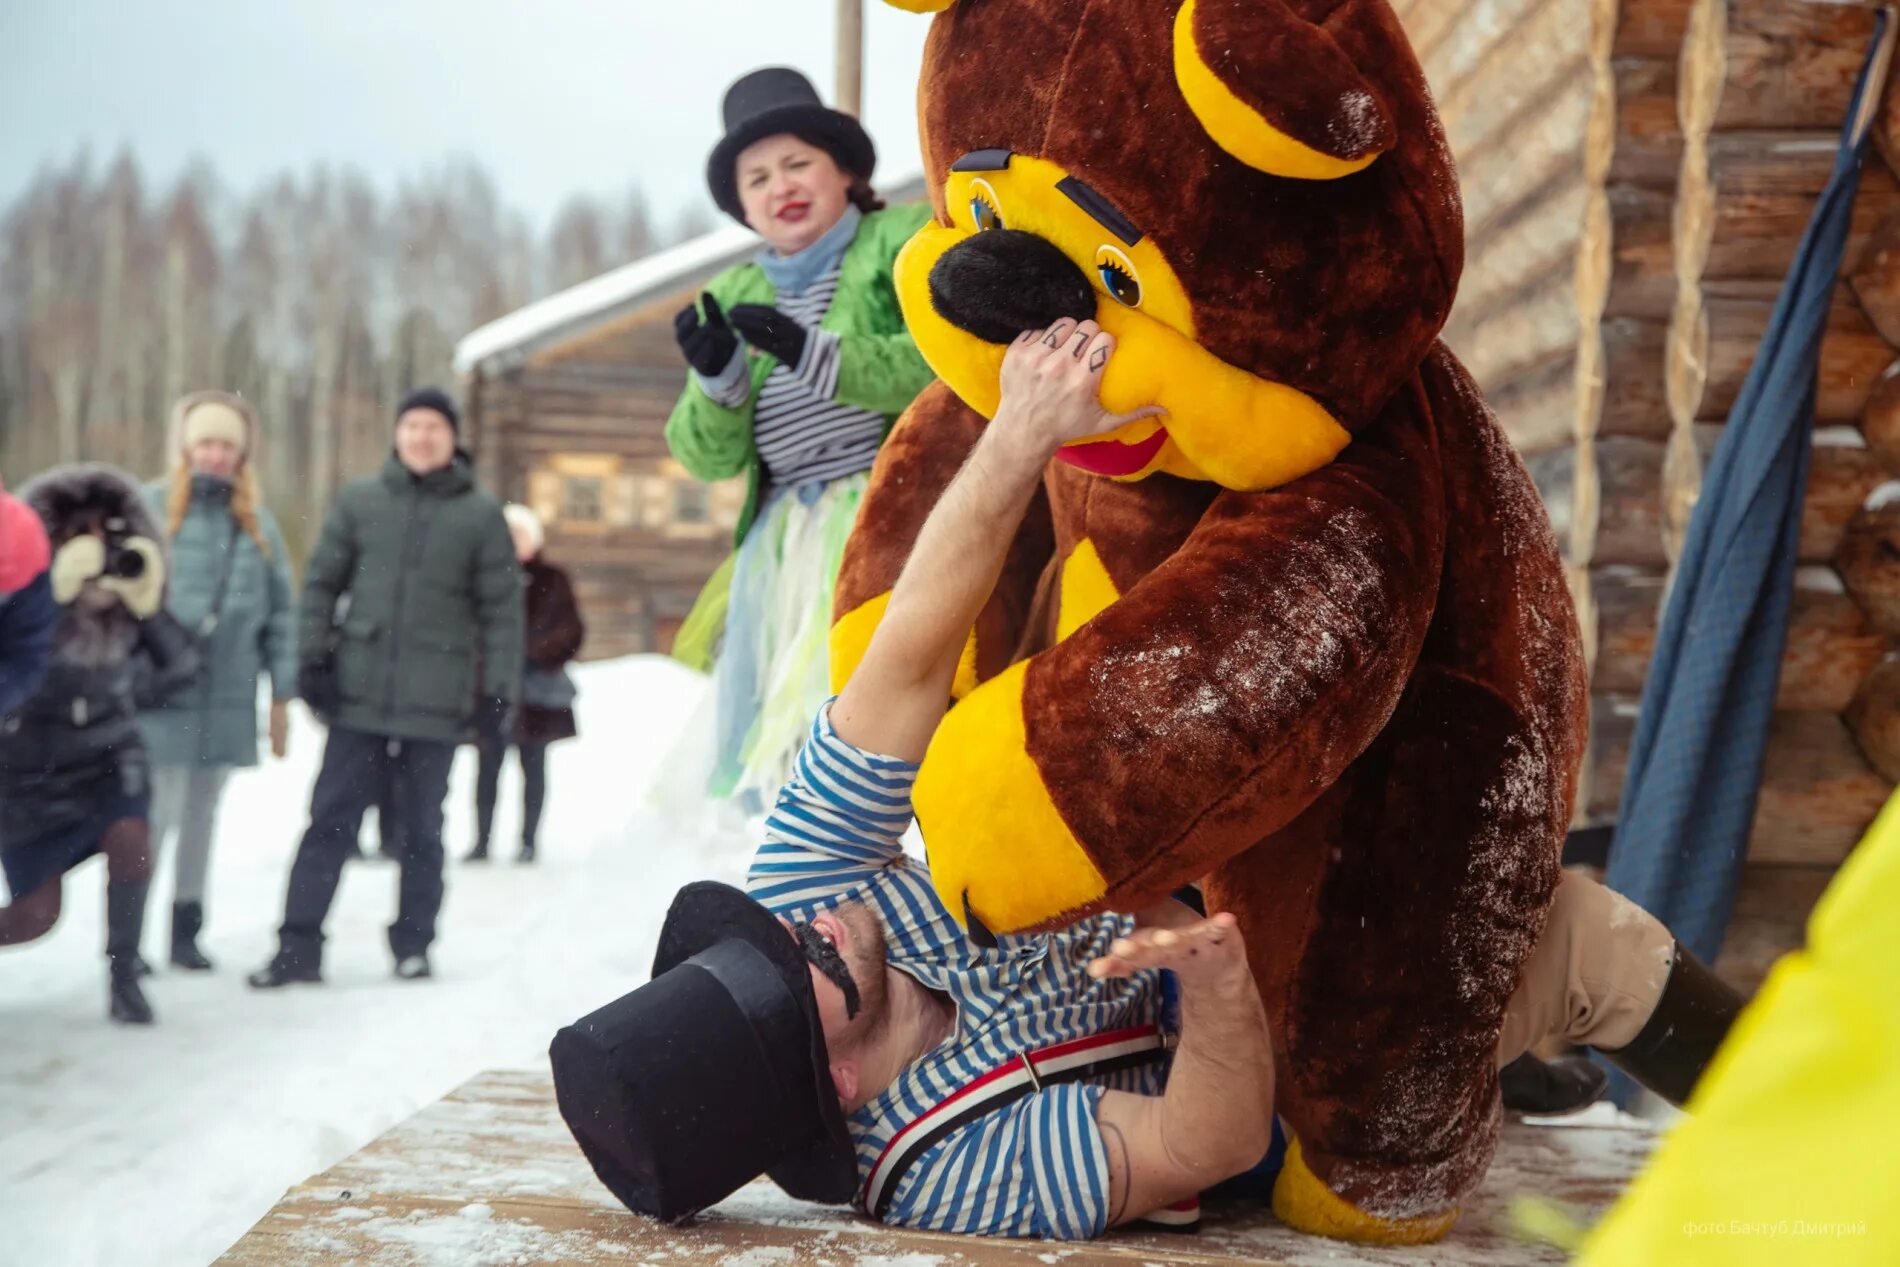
[706,67,877,224]
[549,881,857,1223]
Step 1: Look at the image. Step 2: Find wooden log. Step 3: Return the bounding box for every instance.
[1674,133,1900,288]
[1848,211,1900,348]
[1752,709,1894,863]
[1603,0,1696,61]
[1576,184,1676,325]
[1576,317,1671,442]
[1488,354,1578,455]
[1716,863,1835,994]
[1455,175,1588,319]
[1571,435,1668,567]
[1581,691,1642,824]
[1679,0,1884,135]
[1585,696,1890,863]
[1586,564,1666,697]
[1665,422,1890,564]
[1438,0,1593,163]
[1858,361,1900,469]
[1458,67,1595,240]
[1454,275,1582,393]
[1837,494,1900,636]
[1586,56,1682,190]
[1666,280,1891,427]
[1588,563,1882,710]
[1525,446,1578,544]
[1847,650,1900,781]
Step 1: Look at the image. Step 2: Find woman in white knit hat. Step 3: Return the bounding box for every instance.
[137,390,298,971]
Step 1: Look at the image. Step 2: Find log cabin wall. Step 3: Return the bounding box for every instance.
[1656,0,1899,989]
[1398,0,1900,991]
[467,295,744,662]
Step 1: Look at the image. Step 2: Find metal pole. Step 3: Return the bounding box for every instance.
[836,0,864,116]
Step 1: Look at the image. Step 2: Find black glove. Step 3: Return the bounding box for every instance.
[298,660,341,721]
[673,292,740,377]
[474,694,513,742]
[727,303,810,367]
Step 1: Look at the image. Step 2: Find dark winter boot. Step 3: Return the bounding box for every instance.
[465,841,490,863]
[1500,1052,1609,1116]
[170,901,214,971]
[1599,941,1744,1107]
[247,948,323,989]
[106,880,155,1025]
[516,840,536,864]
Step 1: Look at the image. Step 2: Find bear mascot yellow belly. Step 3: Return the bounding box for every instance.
[830,0,1589,1243]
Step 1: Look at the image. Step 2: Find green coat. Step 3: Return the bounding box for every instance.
[664,202,936,544]
[138,477,298,768]
[301,454,523,744]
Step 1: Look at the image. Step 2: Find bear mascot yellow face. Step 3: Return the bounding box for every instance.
[834,0,1588,1246]
[889,0,1463,493]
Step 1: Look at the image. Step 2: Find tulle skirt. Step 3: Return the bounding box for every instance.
[660,472,867,812]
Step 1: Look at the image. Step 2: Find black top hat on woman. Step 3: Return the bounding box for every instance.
[706,67,877,224]
[549,881,856,1222]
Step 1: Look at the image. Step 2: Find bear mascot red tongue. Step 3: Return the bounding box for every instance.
[830,0,1589,1243]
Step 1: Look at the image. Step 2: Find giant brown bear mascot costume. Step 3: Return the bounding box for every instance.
[830,0,1589,1245]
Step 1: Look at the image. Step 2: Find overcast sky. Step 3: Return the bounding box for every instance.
[0,0,932,231]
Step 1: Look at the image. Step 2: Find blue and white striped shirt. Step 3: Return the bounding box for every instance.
[748,704,1170,1240]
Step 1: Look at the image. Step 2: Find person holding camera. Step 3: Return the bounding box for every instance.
[0,464,200,1024]
[137,391,298,972]
[249,388,521,989]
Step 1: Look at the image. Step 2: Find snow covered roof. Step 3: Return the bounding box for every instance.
[453,174,928,377]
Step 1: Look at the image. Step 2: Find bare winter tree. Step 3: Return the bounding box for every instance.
[0,149,718,548]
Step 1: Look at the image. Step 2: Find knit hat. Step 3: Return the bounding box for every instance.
[502,502,545,556]
[168,390,258,469]
[181,400,249,453]
[706,68,877,224]
[397,386,460,434]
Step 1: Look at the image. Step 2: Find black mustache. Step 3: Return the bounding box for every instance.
[795,920,862,1020]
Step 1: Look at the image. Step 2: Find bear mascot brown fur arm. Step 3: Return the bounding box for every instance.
[831,0,1588,1243]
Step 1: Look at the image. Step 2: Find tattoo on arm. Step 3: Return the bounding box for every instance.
[1102,1120,1131,1226]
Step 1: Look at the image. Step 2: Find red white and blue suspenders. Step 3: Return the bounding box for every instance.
[861,1024,1201,1229]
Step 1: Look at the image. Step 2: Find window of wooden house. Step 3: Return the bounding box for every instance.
[674,481,710,525]
[527,453,638,534]
[564,475,605,523]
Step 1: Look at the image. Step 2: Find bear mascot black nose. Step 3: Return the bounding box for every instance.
[928,229,1098,345]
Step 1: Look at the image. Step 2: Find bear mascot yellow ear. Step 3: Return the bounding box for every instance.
[1172,0,1392,179]
[852,0,1587,1248]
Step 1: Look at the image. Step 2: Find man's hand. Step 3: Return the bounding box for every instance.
[1094,912,1276,1228]
[1088,912,1248,992]
[298,660,340,721]
[989,318,1161,460]
[269,698,290,759]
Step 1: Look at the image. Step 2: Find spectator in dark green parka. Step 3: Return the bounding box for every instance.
[249,387,521,988]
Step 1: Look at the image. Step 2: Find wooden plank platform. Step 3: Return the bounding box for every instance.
[220,1069,1656,1266]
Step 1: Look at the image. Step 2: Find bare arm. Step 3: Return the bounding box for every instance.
[830,318,1156,761]
[1090,915,1277,1226]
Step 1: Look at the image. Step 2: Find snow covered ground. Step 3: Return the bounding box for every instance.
[0,656,748,1267]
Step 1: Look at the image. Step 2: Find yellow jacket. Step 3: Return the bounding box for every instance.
[1579,790,1900,1265]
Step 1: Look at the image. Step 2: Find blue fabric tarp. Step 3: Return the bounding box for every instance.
[1601,15,1894,1093]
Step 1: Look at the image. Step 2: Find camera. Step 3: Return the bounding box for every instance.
[100,517,147,579]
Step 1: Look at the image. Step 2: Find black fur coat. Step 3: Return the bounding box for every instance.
[0,464,198,854]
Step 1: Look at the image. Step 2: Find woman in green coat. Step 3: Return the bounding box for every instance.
[139,390,297,970]
[667,67,934,805]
